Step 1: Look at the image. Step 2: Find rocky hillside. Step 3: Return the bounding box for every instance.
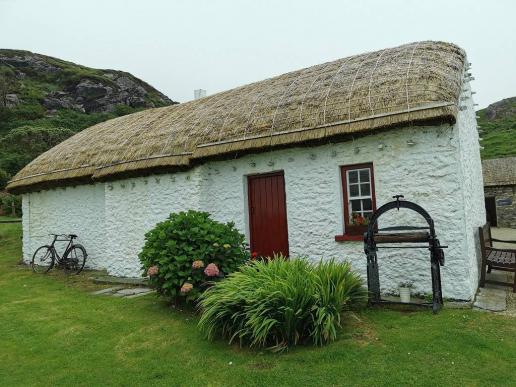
[0,49,176,188]
[477,97,516,160]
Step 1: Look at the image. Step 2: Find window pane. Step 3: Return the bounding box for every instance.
[349,184,359,197]
[350,199,361,212]
[362,199,372,211]
[359,169,370,182]
[348,170,358,184]
[360,183,370,196]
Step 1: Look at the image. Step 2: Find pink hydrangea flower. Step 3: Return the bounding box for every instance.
[204,263,220,277]
[192,260,205,270]
[180,282,193,294]
[147,265,159,276]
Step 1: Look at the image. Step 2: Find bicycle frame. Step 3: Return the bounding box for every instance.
[48,234,75,264]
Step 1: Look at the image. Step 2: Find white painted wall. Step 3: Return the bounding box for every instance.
[22,183,106,269]
[102,170,202,277]
[456,81,486,297]
[22,90,484,300]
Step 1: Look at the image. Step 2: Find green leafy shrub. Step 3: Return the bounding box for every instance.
[0,192,21,217]
[0,168,10,189]
[139,210,249,301]
[0,125,76,177]
[198,257,366,351]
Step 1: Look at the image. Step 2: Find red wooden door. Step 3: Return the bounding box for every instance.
[248,171,289,258]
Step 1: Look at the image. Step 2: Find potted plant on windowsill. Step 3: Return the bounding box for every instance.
[398,281,414,303]
[347,213,370,236]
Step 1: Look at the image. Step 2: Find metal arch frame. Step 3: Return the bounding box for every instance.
[363,195,445,314]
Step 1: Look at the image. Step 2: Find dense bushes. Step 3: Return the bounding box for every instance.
[139,210,249,301]
[0,192,21,217]
[198,258,365,351]
[0,125,75,181]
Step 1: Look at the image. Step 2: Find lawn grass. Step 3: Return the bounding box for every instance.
[0,221,515,386]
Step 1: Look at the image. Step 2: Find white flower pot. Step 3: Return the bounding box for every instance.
[399,287,411,303]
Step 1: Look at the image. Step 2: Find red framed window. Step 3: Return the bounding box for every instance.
[336,163,377,241]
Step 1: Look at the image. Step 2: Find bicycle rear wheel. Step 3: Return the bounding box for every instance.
[31,246,54,274]
[63,244,87,275]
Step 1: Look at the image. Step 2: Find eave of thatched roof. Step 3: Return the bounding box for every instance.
[7,41,466,194]
[482,157,516,187]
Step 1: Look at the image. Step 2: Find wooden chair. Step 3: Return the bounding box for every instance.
[479,223,516,292]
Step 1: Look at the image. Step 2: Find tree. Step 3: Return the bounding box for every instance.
[0,168,10,189]
[0,125,75,178]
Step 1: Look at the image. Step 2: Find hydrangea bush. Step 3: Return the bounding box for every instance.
[139,210,249,301]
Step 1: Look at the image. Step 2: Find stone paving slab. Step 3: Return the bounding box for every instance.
[117,287,153,295]
[93,275,148,286]
[90,286,124,295]
[126,290,155,298]
[113,287,154,297]
[491,227,516,250]
[90,286,155,298]
[473,287,507,312]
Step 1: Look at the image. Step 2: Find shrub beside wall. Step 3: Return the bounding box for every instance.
[198,258,366,351]
[139,210,249,301]
[0,192,21,217]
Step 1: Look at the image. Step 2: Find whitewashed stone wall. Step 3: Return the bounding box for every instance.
[22,88,484,300]
[456,82,486,297]
[102,170,201,276]
[199,121,478,300]
[22,183,106,269]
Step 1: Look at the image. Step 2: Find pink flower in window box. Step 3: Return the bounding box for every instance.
[204,263,220,277]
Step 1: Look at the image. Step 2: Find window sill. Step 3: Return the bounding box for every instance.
[335,234,363,242]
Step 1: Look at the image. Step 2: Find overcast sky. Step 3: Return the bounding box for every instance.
[1,0,515,108]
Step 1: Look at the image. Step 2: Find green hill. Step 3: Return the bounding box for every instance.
[477,97,516,160]
[0,49,176,188]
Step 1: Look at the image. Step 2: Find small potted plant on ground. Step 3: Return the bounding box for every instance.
[398,281,414,303]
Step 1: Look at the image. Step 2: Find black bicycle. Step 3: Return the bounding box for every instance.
[31,234,87,275]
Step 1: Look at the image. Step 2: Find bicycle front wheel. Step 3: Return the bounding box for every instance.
[31,246,55,274]
[63,244,87,275]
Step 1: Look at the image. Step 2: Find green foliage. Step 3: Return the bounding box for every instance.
[139,210,249,301]
[0,168,10,189]
[0,50,174,183]
[1,222,516,385]
[198,257,366,351]
[0,125,75,179]
[477,99,516,160]
[0,192,21,217]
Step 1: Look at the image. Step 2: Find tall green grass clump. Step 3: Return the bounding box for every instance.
[198,257,365,351]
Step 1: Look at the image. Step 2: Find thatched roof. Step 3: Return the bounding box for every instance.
[482,157,516,187]
[7,41,466,194]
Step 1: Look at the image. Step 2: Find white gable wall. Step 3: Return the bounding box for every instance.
[455,82,486,297]
[21,98,484,300]
[21,183,106,269]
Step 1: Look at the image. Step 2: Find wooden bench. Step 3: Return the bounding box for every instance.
[479,223,516,292]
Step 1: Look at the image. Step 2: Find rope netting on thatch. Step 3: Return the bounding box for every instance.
[7,41,466,193]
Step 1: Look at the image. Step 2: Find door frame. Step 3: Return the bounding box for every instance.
[247,170,289,257]
[485,196,497,227]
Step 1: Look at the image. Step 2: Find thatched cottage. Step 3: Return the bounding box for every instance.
[482,157,516,228]
[7,41,485,300]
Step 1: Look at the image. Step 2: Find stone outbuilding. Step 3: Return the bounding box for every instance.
[7,41,486,300]
[482,157,516,228]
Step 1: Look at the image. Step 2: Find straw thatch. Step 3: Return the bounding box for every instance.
[7,41,466,194]
[482,157,516,187]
